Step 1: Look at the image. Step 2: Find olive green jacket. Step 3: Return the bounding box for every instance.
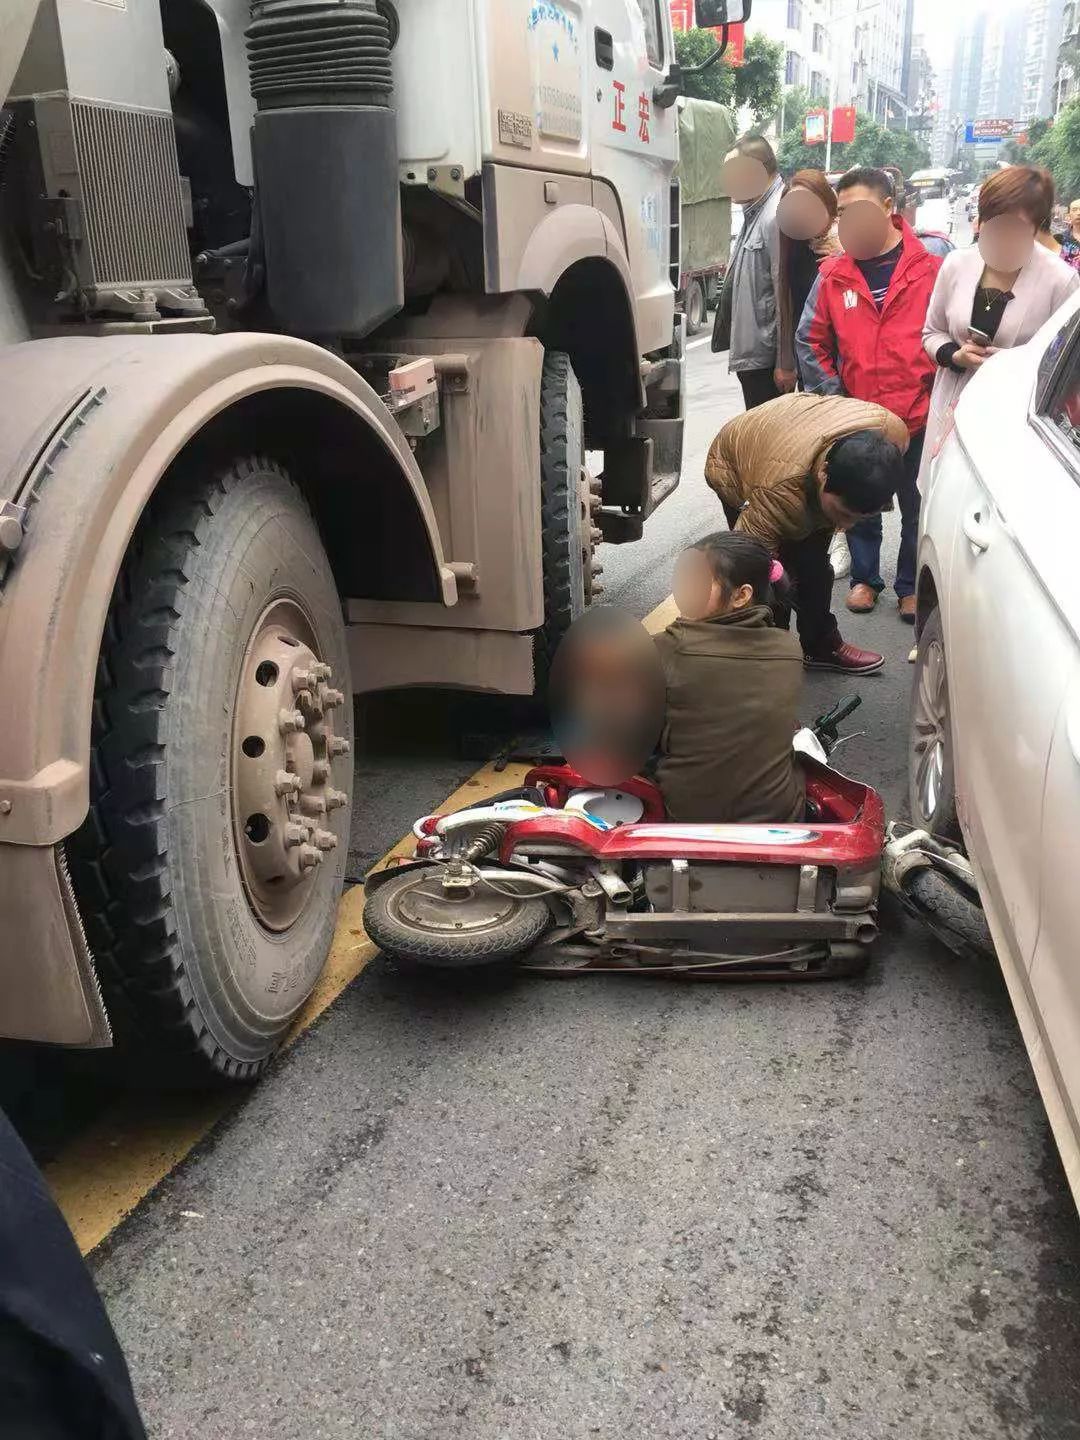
[654,605,805,825]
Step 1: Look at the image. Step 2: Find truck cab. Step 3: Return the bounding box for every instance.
[0,0,747,1079]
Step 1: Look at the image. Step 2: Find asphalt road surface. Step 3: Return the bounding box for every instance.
[67,326,1080,1440]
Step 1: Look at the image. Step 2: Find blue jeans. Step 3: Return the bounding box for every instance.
[848,429,925,599]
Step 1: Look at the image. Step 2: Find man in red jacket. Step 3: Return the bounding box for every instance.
[796,167,942,623]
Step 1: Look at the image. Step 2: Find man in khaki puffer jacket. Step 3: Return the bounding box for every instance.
[704,392,908,676]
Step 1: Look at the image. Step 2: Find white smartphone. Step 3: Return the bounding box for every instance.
[967,326,992,347]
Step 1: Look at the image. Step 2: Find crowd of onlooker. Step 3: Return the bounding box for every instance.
[709,137,1080,676]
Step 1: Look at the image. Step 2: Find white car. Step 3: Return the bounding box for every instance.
[915,196,954,238]
[910,292,1080,1205]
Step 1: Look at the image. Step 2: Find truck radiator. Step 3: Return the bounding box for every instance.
[69,100,192,293]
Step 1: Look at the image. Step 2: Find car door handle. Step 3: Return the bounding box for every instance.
[595,28,614,70]
[962,505,992,553]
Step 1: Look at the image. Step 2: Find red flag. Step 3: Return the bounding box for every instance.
[831,106,857,144]
[714,21,745,64]
[669,3,745,62]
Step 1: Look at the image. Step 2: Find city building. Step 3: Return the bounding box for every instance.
[1056,0,1080,112]
[948,8,986,130]
[744,0,914,136]
[1023,0,1067,121]
[745,0,833,105]
[906,31,933,115]
[930,64,954,165]
[978,5,1026,122]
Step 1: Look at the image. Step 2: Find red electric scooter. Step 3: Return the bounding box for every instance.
[363,698,885,980]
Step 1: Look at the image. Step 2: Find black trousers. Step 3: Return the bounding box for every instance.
[737,368,782,410]
[724,503,839,657]
[0,1108,147,1439]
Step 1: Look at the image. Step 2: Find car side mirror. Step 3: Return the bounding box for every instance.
[694,0,752,24]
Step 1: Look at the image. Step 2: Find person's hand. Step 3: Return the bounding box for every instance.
[774,368,797,393]
[954,342,990,370]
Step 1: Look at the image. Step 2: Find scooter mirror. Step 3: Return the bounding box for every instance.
[548,607,665,788]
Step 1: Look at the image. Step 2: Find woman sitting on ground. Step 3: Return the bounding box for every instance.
[654,532,805,826]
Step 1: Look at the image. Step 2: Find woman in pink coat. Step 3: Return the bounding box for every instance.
[921,166,1079,476]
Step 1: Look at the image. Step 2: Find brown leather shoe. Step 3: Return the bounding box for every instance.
[803,640,884,675]
[846,584,878,613]
[898,595,916,624]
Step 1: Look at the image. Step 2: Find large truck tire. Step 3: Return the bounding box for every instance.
[67,457,354,1084]
[537,352,596,678]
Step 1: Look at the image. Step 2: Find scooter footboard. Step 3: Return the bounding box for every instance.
[603,909,878,946]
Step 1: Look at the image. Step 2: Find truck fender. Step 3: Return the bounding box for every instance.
[0,331,453,1045]
[0,332,453,848]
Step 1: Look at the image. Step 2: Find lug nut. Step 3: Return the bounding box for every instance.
[291,669,316,695]
[300,793,327,817]
[325,788,348,811]
[590,526,603,544]
[321,687,345,710]
[274,770,302,797]
[313,828,338,852]
[311,662,332,681]
[284,823,308,848]
[589,476,603,495]
[297,843,323,871]
[329,736,351,758]
[311,760,330,785]
[592,562,604,577]
[278,708,305,734]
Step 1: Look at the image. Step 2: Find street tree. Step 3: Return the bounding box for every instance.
[1034,102,1080,201]
[675,29,783,128]
[778,99,930,175]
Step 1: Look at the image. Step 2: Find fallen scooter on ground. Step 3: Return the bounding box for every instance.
[881,823,995,960]
[363,699,886,981]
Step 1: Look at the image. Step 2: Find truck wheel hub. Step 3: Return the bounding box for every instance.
[233,599,349,931]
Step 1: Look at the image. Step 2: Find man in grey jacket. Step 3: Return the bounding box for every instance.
[711,134,785,410]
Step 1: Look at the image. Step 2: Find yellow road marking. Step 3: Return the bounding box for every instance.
[47,594,677,1254]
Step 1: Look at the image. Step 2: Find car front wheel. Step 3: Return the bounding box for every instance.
[909,606,961,842]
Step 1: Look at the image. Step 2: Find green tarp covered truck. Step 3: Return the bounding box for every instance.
[675,97,736,334]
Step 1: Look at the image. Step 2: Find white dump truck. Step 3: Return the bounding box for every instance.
[0,0,747,1081]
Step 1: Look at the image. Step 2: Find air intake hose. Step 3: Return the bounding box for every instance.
[247,0,393,110]
[246,0,403,336]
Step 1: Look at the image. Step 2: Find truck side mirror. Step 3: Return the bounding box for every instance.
[695,0,751,24]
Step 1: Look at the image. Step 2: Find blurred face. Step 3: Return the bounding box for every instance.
[777,185,833,242]
[978,211,1037,272]
[672,549,753,622]
[836,185,895,261]
[723,150,771,205]
[820,490,877,532]
[548,609,665,786]
[1070,200,1080,226]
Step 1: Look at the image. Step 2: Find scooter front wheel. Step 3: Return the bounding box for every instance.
[364,867,552,970]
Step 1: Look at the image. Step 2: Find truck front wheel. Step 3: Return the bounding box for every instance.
[68,457,353,1083]
[537,352,598,675]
